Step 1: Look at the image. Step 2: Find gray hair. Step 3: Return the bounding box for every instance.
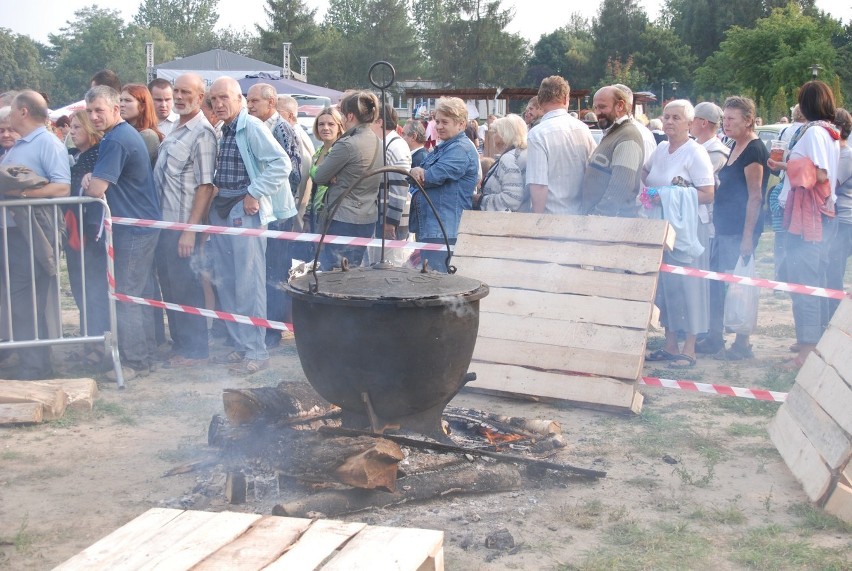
[0,91,19,107]
[277,95,298,115]
[252,83,277,101]
[665,99,695,122]
[402,119,426,143]
[85,85,120,107]
[0,106,10,123]
[612,83,634,106]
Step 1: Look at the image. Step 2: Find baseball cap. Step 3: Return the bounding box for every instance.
[694,102,722,124]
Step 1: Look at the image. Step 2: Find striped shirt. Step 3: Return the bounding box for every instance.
[213,120,250,192]
[264,112,301,190]
[378,131,412,227]
[154,112,217,223]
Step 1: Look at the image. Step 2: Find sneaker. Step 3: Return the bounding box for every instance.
[228,358,269,375]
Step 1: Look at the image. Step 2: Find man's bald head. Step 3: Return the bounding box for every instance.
[14,90,49,123]
[173,73,206,121]
[209,77,243,123]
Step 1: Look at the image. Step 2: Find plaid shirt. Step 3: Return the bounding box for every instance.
[154,112,217,223]
[213,120,250,191]
[265,113,301,190]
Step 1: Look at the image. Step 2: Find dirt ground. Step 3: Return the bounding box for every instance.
[1,242,851,570]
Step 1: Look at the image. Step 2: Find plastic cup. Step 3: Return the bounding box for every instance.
[770,140,785,162]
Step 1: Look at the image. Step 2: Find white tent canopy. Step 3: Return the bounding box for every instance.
[49,100,86,121]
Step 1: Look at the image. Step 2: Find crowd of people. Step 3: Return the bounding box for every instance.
[0,70,849,380]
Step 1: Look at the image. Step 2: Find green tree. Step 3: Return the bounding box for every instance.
[316,0,422,88]
[632,23,696,97]
[0,29,49,93]
[590,0,649,82]
[256,0,323,67]
[525,15,595,89]
[48,7,176,105]
[415,0,529,87]
[694,4,837,107]
[133,0,219,56]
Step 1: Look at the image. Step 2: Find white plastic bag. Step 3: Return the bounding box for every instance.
[723,256,759,335]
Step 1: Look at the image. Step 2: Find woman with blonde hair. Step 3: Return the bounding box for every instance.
[65,110,109,366]
[313,91,383,268]
[474,113,529,212]
[409,96,480,271]
[308,106,345,232]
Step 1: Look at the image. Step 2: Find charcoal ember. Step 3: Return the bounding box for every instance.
[485,528,515,550]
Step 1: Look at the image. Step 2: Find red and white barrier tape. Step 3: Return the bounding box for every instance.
[639,376,787,402]
[660,263,849,300]
[111,217,446,251]
[110,292,293,332]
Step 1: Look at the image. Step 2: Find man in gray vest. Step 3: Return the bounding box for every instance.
[581,86,645,217]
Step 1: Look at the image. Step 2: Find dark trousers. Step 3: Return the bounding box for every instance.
[419,237,456,273]
[113,227,160,370]
[266,218,294,342]
[155,230,209,359]
[319,220,373,270]
[65,236,110,337]
[6,232,52,377]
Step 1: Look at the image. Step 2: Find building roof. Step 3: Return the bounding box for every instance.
[157,49,282,72]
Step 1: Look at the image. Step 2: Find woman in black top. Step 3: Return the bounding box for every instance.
[698,96,769,360]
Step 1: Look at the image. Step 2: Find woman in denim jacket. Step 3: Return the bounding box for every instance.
[409,97,480,272]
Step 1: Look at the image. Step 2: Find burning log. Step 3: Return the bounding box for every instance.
[272,462,523,518]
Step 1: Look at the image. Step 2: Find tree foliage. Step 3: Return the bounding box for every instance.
[133,0,219,56]
[694,4,837,109]
[0,29,49,93]
[256,0,323,67]
[525,16,595,89]
[591,0,648,78]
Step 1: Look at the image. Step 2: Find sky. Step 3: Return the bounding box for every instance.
[6,0,849,47]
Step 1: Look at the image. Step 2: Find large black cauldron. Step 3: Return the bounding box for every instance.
[286,264,488,438]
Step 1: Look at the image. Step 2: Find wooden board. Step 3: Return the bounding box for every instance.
[481,287,654,330]
[827,297,852,337]
[823,481,852,523]
[53,508,186,570]
[795,354,852,436]
[193,516,311,570]
[815,326,852,388]
[41,378,98,412]
[767,405,833,503]
[0,402,43,424]
[453,233,663,274]
[264,519,367,570]
[784,384,852,470]
[466,362,640,412]
[454,256,657,302]
[0,380,66,421]
[321,526,444,571]
[458,210,673,249]
[473,337,642,381]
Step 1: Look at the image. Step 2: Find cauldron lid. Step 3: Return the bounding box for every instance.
[288,265,488,303]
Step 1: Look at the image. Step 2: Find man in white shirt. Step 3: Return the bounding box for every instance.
[526,75,596,214]
[149,78,179,136]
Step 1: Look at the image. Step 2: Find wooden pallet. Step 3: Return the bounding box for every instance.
[453,211,672,414]
[53,508,444,570]
[768,298,852,522]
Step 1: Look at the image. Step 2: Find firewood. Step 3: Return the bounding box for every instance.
[40,378,98,412]
[273,462,522,518]
[0,402,43,425]
[225,472,247,505]
[222,381,333,425]
[0,380,67,420]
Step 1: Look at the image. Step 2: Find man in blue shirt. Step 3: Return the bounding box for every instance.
[0,91,70,379]
[84,85,162,380]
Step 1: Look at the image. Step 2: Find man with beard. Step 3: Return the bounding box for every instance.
[581,85,644,217]
[152,73,217,368]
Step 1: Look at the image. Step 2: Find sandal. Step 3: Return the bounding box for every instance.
[213,350,245,364]
[669,354,696,369]
[228,358,269,375]
[646,348,678,362]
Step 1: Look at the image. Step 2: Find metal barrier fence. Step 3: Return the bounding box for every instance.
[0,196,124,387]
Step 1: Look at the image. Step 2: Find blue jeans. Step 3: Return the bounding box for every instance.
[113,227,160,370]
[209,201,269,361]
[827,221,852,319]
[266,218,294,342]
[786,216,835,344]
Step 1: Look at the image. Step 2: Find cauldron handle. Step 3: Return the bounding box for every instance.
[310,165,456,292]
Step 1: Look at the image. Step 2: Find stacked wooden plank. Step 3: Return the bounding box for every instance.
[453,211,673,413]
[768,298,852,523]
[53,508,445,570]
[0,378,98,425]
